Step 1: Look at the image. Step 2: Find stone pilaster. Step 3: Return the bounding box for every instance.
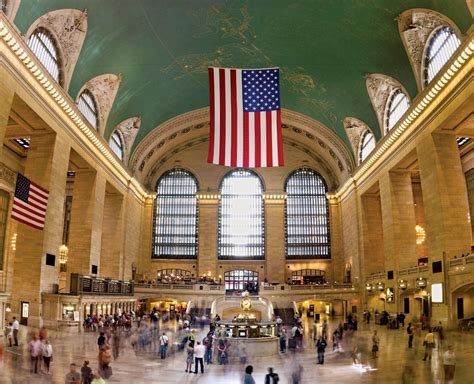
[379,171,417,272]
[360,193,385,275]
[264,197,285,283]
[67,169,106,282]
[197,197,218,278]
[11,133,70,327]
[100,190,125,279]
[0,66,15,159]
[329,197,344,282]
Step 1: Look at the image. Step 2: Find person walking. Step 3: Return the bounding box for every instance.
[65,363,81,384]
[316,336,327,364]
[265,367,280,384]
[243,365,255,384]
[12,317,19,346]
[443,344,456,383]
[81,360,93,384]
[279,328,287,353]
[407,322,414,348]
[159,332,169,359]
[193,341,205,374]
[185,342,194,373]
[97,332,106,350]
[422,328,435,361]
[28,335,42,374]
[371,330,380,359]
[42,339,53,374]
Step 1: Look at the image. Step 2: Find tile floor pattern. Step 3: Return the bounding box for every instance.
[0,318,473,384]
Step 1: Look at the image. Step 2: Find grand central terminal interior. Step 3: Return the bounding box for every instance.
[0,1,473,383]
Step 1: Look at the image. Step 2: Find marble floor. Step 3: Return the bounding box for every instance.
[1,317,473,384]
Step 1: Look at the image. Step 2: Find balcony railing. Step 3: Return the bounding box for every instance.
[448,254,474,269]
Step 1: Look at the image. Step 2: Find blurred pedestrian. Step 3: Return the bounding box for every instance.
[243,365,255,384]
[443,344,456,382]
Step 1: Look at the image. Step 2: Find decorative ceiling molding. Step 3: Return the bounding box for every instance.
[76,73,122,136]
[26,8,88,92]
[129,108,355,186]
[112,116,141,165]
[365,73,410,136]
[397,8,462,92]
[3,0,21,21]
[343,117,373,165]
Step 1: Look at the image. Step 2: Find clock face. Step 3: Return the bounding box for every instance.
[241,297,252,310]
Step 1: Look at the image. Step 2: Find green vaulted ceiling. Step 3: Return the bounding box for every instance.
[14,0,473,152]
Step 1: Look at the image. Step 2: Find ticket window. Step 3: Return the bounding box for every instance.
[62,304,77,320]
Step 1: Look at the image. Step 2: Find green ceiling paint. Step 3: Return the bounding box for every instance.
[14,0,473,152]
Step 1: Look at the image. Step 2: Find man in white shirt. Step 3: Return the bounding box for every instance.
[159,332,169,359]
[193,341,205,374]
[12,317,19,346]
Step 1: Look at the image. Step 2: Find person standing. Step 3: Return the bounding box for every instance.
[443,345,456,383]
[422,328,435,361]
[159,332,169,359]
[321,320,328,339]
[185,342,194,373]
[203,333,213,364]
[371,330,380,359]
[28,335,42,374]
[194,341,205,374]
[65,363,81,384]
[316,336,327,364]
[243,365,255,384]
[97,332,106,350]
[407,323,414,348]
[265,367,279,384]
[366,311,371,324]
[42,339,53,374]
[12,317,19,346]
[81,360,93,384]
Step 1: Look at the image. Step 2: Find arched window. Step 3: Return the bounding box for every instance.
[28,28,62,85]
[152,169,198,259]
[219,169,264,259]
[224,269,259,292]
[285,169,330,259]
[385,89,410,133]
[359,130,375,163]
[424,26,461,86]
[77,90,99,130]
[109,131,123,160]
[291,269,326,285]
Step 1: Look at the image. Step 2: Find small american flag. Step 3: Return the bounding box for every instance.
[208,67,283,167]
[11,174,49,230]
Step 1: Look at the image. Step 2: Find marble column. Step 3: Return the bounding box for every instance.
[197,197,219,277]
[11,133,70,327]
[264,196,285,283]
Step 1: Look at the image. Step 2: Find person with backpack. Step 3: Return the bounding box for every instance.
[265,367,279,384]
[316,336,327,364]
[159,332,169,359]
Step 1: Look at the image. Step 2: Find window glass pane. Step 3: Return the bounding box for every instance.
[28,28,61,84]
[359,131,375,163]
[109,132,123,160]
[224,269,258,292]
[0,190,10,270]
[219,170,264,259]
[285,169,330,259]
[77,90,99,129]
[425,26,461,86]
[152,169,198,259]
[386,90,410,132]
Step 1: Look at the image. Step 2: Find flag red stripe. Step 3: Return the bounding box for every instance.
[12,207,45,225]
[243,112,249,168]
[266,111,273,166]
[13,200,46,221]
[11,215,44,230]
[207,68,215,163]
[30,180,49,195]
[218,68,226,165]
[254,112,261,167]
[27,194,48,210]
[230,69,238,167]
[277,110,283,166]
[22,197,46,214]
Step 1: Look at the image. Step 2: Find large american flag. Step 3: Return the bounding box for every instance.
[11,174,49,230]
[208,67,283,167]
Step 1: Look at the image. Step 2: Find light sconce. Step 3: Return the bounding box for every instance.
[377,282,385,291]
[416,277,427,288]
[415,225,426,244]
[59,244,69,264]
[398,279,407,290]
[366,283,373,292]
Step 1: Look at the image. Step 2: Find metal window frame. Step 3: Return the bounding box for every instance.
[151,168,199,260]
[77,89,99,130]
[218,169,265,260]
[284,168,331,260]
[224,269,259,291]
[359,130,375,163]
[28,27,63,86]
[385,89,410,133]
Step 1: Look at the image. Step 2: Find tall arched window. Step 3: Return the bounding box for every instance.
[385,89,410,133]
[219,169,264,259]
[285,169,330,259]
[152,169,198,259]
[77,90,99,130]
[28,28,62,85]
[109,131,123,161]
[424,26,461,86]
[359,130,375,163]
